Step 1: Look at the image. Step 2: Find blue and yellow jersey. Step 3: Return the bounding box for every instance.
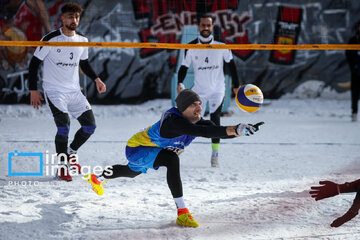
[126,108,196,155]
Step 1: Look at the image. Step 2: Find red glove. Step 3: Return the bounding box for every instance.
[309,181,340,201]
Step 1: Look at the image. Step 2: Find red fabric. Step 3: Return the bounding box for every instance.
[177,208,189,216]
[281,7,300,23]
[91,174,101,185]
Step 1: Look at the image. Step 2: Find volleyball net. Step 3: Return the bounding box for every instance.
[1,41,360,50]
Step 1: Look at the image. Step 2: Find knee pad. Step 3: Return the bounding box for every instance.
[54,112,70,137]
[77,110,96,136]
[57,126,70,137]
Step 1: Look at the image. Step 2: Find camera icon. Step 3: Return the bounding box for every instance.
[8,150,43,176]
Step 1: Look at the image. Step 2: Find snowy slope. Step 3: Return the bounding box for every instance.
[0,96,360,240]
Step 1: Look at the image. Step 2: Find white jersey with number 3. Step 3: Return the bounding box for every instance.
[33,28,89,93]
[181,38,233,97]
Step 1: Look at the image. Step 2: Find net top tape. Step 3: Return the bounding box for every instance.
[1,41,360,50]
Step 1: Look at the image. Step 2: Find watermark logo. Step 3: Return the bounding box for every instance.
[7,150,113,178]
[8,150,43,176]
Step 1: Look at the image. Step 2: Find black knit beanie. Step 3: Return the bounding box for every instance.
[175,89,201,112]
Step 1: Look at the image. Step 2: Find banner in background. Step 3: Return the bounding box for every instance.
[269,6,302,65]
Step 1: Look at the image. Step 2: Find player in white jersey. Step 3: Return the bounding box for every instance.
[28,2,106,181]
[177,14,241,167]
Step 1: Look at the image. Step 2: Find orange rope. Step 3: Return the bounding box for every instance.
[1,41,360,50]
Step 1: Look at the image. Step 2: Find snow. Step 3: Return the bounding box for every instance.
[1,96,360,239]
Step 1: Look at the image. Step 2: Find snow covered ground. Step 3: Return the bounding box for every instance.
[0,94,359,239]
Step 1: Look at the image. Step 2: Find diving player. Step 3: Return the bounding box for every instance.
[86,89,264,227]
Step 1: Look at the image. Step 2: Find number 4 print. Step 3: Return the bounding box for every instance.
[205,57,209,63]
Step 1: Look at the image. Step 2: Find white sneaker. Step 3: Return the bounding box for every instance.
[351,113,357,122]
[67,146,77,155]
[211,155,219,167]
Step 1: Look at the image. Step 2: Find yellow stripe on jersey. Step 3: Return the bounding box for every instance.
[126,126,159,148]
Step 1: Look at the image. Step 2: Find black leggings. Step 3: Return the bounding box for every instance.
[351,73,360,114]
[70,110,96,151]
[103,149,182,198]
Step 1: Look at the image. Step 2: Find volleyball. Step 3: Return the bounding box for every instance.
[235,84,264,113]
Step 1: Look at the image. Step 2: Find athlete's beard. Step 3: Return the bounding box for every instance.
[189,113,201,123]
[65,23,77,31]
[200,30,212,38]
[190,117,200,123]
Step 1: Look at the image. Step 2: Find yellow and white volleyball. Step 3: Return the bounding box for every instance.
[1,26,27,64]
[235,84,264,113]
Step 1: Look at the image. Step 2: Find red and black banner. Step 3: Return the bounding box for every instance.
[269,6,302,65]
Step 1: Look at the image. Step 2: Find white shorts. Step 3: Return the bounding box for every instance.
[44,90,91,119]
[197,91,224,116]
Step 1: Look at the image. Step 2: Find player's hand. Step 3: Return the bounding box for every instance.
[309,181,340,201]
[177,83,185,94]
[235,122,264,136]
[235,123,256,136]
[331,200,360,227]
[30,90,44,110]
[233,86,240,95]
[95,78,106,94]
[249,122,264,132]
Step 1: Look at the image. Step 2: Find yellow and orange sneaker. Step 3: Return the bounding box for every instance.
[84,174,107,196]
[176,208,199,228]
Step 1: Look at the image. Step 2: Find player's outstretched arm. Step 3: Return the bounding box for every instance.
[310,179,360,201]
[310,179,360,227]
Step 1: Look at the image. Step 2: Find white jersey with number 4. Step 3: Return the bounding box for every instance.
[181,38,233,97]
[33,28,89,93]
